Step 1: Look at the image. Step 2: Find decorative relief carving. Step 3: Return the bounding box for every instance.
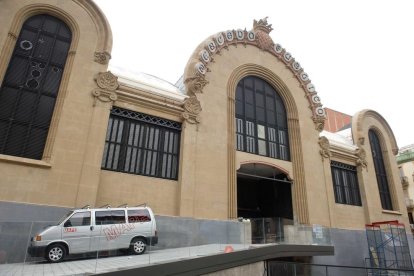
[182,96,202,124]
[355,147,368,168]
[183,96,202,115]
[91,90,117,106]
[184,74,209,96]
[92,71,119,106]
[253,17,274,50]
[313,116,326,132]
[183,17,326,130]
[94,51,111,64]
[318,136,331,160]
[95,71,119,91]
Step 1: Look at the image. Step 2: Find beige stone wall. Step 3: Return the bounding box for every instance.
[97,171,179,216]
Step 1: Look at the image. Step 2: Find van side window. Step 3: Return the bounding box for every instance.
[95,210,126,225]
[128,209,151,223]
[64,212,91,227]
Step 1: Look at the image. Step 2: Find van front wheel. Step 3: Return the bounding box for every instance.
[46,244,66,262]
[130,238,146,255]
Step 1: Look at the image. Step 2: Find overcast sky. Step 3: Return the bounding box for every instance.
[96,0,414,149]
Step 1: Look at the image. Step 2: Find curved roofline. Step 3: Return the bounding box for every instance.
[352,109,398,155]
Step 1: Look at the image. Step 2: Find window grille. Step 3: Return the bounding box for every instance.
[331,161,362,206]
[0,14,71,160]
[369,130,393,210]
[235,76,290,161]
[102,108,181,180]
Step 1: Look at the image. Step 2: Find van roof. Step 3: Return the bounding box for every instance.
[73,206,151,212]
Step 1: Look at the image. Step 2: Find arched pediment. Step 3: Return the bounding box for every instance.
[183,17,326,131]
[352,109,398,155]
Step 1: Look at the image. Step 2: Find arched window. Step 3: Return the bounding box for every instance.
[235,76,290,161]
[0,14,71,160]
[369,129,393,210]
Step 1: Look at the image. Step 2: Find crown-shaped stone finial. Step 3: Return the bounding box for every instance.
[253,17,273,34]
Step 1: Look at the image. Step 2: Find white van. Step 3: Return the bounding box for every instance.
[28,205,158,262]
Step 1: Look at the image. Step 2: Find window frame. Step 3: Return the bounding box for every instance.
[0,14,72,160]
[101,107,181,180]
[330,161,362,206]
[235,76,290,161]
[369,129,393,210]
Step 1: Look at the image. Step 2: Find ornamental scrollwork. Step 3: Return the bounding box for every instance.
[94,51,111,64]
[91,90,118,107]
[182,112,201,125]
[92,71,119,106]
[184,74,209,96]
[95,71,119,91]
[318,136,331,160]
[183,17,326,130]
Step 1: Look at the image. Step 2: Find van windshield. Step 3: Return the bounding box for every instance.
[57,211,73,225]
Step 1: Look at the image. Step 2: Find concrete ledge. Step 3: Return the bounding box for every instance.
[98,244,334,276]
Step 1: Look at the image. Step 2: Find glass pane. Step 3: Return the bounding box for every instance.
[258,140,266,156]
[67,212,91,227]
[112,210,126,224]
[257,125,265,139]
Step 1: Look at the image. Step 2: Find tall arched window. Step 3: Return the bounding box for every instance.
[0,14,71,160]
[235,76,290,161]
[369,129,393,210]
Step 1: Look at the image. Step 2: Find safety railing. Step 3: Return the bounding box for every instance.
[0,217,332,275]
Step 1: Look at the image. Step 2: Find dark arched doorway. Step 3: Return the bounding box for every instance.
[237,163,293,243]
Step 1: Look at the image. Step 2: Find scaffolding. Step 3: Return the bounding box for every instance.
[366,220,413,275]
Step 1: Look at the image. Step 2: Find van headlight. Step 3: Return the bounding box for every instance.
[35,235,42,241]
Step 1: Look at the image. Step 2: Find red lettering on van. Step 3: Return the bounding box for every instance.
[103,223,135,241]
[64,227,77,233]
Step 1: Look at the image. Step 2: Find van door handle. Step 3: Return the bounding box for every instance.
[90,226,94,231]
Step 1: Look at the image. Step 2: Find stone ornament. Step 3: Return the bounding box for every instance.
[313,116,326,132]
[94,51,111,64]
[182,96,202,124]
[355,147,368,168]
[95,71,119,91]
[91,90,117,106]
[318,136,331,160]
[92,71,119,106]
[183,96,202,115]
[183,17,326,130]
[184,74,209,96]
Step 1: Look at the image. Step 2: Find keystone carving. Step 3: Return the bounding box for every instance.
[253,17,274,50]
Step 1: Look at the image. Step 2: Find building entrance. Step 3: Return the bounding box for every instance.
[237,163,293,243]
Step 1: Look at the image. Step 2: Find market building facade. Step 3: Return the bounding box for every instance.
[0,0,412,269]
